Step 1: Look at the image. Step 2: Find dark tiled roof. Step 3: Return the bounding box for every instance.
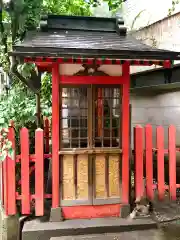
[11,15,180,60]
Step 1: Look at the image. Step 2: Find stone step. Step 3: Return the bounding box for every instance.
[22,217,157,240]
[50,229,158,240]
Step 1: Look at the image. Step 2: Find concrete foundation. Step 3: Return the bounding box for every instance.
[22,217,157,240]
[0,203,20,240]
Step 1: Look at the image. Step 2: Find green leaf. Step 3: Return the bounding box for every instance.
[8,148,14,160]
[0,151,7,162]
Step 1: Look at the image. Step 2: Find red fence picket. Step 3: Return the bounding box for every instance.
[156,126,165,200]
[20,128,30,214]
[134,125,144,199]
[168,125,176,201]
[0,161,4,206]
[2,157,8,215]
[35,129,44,216]
[145,124,153,200]
[7,126,16,215]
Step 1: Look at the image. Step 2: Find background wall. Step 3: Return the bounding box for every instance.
[130,12,180,74]
[130,91,180,149]
[122,0,180,30]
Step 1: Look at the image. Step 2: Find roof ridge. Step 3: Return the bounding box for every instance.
[39,14,127,36]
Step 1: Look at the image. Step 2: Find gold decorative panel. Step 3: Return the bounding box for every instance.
[109,155,120,197]
[77,154,89,199]
[62,155,75,200]
[95,155,107,198]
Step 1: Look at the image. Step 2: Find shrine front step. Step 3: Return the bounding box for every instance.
[50,229,158,240]
[22,217,157,240]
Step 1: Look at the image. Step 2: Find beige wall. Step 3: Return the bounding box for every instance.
[130,91,180,148]
[122,0,180,30]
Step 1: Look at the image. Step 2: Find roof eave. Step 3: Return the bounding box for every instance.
[9,48,180,61]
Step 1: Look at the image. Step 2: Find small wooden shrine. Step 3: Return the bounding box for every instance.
[10,14,180,221]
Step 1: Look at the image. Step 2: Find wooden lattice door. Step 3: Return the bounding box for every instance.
[60,85,122,206]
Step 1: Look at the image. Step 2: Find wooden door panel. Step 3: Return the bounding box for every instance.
[62,155,75,200]
[60,153,121,206]
[61,154,92,206]
[94,155,107,198]
[108,155,121,197]
[93,153,121,205]
[77,154,89,199]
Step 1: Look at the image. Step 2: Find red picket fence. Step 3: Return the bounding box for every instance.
[0,121,179,216]
[0,118,52,216]
[134,124,178,201]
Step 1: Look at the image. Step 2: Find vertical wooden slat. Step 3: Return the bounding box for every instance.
[109,155,120,197]
[44,118,50,153]
[77,154,89,199]
[0,161,4,206]
[145,124,153,200]
[168,125,176,201]
[52,63,60,208]
[7,126,16,215]
[156,126,165,200]
[134,126,144,199]
[95,155,107,198]
[74,155,78,199]
[88,155,93,203]
[35,129,44,216]
[62,155,75,200]
[105,154,109,198]
[121,62,130,204]
[20,128,30,214]
[2,158,8,215]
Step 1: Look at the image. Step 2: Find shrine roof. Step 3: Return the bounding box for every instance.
[10,15,180,60]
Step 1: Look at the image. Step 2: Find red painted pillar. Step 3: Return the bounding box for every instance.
[52,63,60,208]
[121,62,130,204]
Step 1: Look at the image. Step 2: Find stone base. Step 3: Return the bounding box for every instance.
[0,203,19,240]
[50,207,63,222]
[120,204,130,218]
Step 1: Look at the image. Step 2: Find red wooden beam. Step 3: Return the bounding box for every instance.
[35,129,44,216]
[7,127,16,215]
[62,204,121,219]
[156,126,165,200]
[168,125,176,201]
[52,63,60,208]
[145,124,153,200]
[20,128,30,214]
[121,62,130,204]
[60,75,126,85]
[24,57,172,67]
[3,156,8,215]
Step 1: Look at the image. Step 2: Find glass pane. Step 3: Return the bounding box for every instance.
[94,86,121,148]
[61,87,88,149]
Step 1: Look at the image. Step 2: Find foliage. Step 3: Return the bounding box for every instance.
[42,0,91,16]
[0,127,14,162]
[87,0,125,12]
[168,0,180,16]
[0,0,92,161]
[41,72,52,117]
